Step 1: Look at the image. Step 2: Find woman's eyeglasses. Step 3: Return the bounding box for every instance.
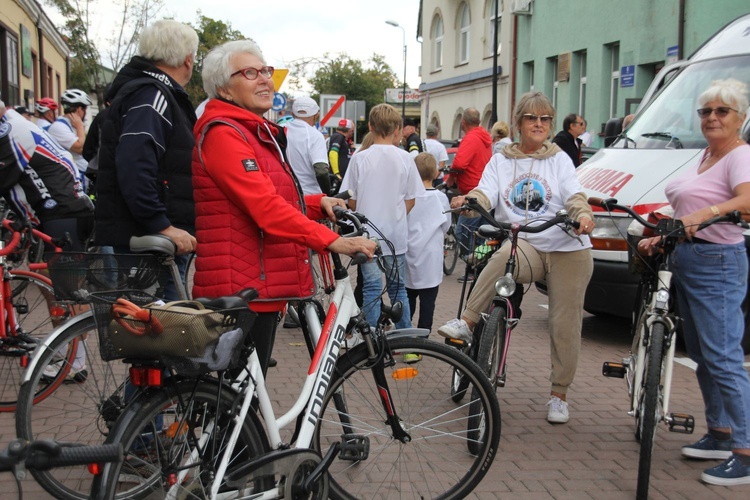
[522,114,553,124]
[231,66,275,81]
[696,106,737,118]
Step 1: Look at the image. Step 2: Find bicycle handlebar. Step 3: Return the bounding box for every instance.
[454,197,580,234]
[331,206,372,265]
[1,219,63,258]
[0,439,122,473]
[588,197,744,236]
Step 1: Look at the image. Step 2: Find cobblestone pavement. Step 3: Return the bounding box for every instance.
[1,266,750,499]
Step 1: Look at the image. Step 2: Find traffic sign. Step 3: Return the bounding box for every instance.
[272,93,287,112]
[272,69,289,91]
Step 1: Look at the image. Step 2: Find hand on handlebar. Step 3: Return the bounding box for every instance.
[159,226,197,255]
[574,216,595,236]
[449,195,467,210]
[327,236,377,260]
[637,236,662,256]
[320,196,349,222]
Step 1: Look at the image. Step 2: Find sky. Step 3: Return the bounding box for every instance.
[64,0,423,96]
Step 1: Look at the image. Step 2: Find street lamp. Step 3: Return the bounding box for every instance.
[385,20,407,120]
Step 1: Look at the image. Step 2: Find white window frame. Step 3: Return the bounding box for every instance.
[578,50,587,117]
[488,0,503,57]
[432,15,443,71]
[458,3,471,65]
[609,44,620,119]
[527,61,535,91]
[551,57,559,108]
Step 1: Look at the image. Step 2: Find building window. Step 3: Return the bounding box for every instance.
[432,14,443,71]
[577,50,587,117]
[1,30,20,105]
[524,61,535,91]
[608,43,620,119]
[458,3,470,64]
[488,0,503,57]
[547,56,558,108]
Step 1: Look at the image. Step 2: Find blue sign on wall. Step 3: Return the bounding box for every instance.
[272,92,287,112]
[620,65,635,88]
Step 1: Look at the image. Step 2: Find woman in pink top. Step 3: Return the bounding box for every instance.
[649,79,750,486]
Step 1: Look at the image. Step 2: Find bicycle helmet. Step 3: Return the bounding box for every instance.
[35,98,59,114]
[61,89,92,107]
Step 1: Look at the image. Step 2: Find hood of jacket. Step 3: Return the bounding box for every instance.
[195,99,279,139]
[501,140,561,160]
[106,56,185,102]
[465,126,492,148]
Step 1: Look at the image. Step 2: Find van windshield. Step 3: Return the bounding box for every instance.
[614,55,750,150]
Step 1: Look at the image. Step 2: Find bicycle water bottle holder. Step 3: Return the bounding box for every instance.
[339,434,370,461]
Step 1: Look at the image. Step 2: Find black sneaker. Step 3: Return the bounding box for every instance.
[457,274,475,283]
[682,434,733,460]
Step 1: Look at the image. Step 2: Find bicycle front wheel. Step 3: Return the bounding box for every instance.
[443,227,459,275]
[16,314,129,500]
[636,321,666,500]
[0,271,70,411]
[315,337,501,499]
[95,379,269,499]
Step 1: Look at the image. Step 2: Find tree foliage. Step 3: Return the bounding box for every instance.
[185,14,247,106]
[45,0,163,106]
[289,53,398,124]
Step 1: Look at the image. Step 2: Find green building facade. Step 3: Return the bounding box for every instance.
[515,0,749,147]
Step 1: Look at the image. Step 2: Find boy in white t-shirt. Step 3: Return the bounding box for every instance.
[340,104,423,330]
[406,153,451,331]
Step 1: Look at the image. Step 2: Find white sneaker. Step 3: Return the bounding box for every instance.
[546,396,569,424]
[437,319,472,343]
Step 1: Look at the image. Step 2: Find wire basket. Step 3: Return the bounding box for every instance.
[90,290,253,375]
[44,252,163,301]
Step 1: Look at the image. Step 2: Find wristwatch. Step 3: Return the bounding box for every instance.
[709,205,721,217]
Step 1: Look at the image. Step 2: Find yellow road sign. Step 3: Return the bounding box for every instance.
[272,69,289,91]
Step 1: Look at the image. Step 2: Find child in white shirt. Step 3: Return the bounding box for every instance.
[405,153,451,331]
[340,104,423,330]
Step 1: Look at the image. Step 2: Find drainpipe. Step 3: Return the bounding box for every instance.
[677,0,685,59]
[37,16,45,99]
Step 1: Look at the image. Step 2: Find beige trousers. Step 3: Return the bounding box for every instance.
[463,239,593,396]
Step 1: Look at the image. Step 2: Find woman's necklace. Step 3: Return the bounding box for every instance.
[700,138,742,172]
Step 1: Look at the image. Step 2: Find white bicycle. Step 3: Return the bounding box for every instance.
[91,208,502,499]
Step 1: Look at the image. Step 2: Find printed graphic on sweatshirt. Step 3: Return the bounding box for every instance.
[504,173,552,216]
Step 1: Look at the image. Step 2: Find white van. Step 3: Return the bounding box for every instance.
[577,13,750,349]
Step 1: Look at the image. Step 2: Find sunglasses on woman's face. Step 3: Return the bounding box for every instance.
[696,106,737,119]
[522,114,553,124]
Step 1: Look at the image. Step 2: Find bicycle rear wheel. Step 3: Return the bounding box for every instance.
[636,322,666,500]
[314,337,501,499]
[0,271,71,411]
[94,379,269,499]
[443,227,459,275]
[16,314,128,500]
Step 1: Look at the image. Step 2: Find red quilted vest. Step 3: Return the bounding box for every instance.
[191,100,337,311]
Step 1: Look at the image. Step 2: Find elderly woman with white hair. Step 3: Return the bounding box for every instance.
[192,40,376,376]
[643,79,750,485]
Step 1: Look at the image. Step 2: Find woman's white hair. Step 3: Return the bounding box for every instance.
[698,78,749,117]
[138,20,199,68]
[202,40,266,99]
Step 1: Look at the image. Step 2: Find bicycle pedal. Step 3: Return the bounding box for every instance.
[668,413,695,434]
[443,337,468,349]
[339,434,369,461]
[602,361,626,378]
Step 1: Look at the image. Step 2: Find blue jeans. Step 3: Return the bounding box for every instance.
[672,241,750,449]
[456,215,484,258]
[361,254,412,330]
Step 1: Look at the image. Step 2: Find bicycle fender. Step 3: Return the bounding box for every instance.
[22,311,95,383]
[385,328,430,340]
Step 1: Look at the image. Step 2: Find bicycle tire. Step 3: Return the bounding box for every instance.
[0,271,73,412]
[93,379,270,499]
[467,305,505,455]
[16,314,128,500]
[636,321,666,500]
[443,227,459,275]
[314,337,501,499]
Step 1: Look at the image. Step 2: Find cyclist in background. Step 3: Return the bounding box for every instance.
[34,98,59,130]
[47,89,92,189]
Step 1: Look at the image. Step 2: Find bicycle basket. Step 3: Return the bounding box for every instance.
[90,290,249,365]
[626,234,661,275]
[45,252,163,301]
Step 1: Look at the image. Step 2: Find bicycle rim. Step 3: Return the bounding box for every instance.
[97,379,269,499]
[16,315,128,500]
[636,322,666,500]
[0,272,68,411]
[315,337,501,499]
[443,229,459,275]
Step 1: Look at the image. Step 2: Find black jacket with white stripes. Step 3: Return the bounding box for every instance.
[95,56,197,246]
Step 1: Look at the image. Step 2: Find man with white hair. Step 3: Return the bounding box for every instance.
[95,19,198,298]
[285,96,330,195]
